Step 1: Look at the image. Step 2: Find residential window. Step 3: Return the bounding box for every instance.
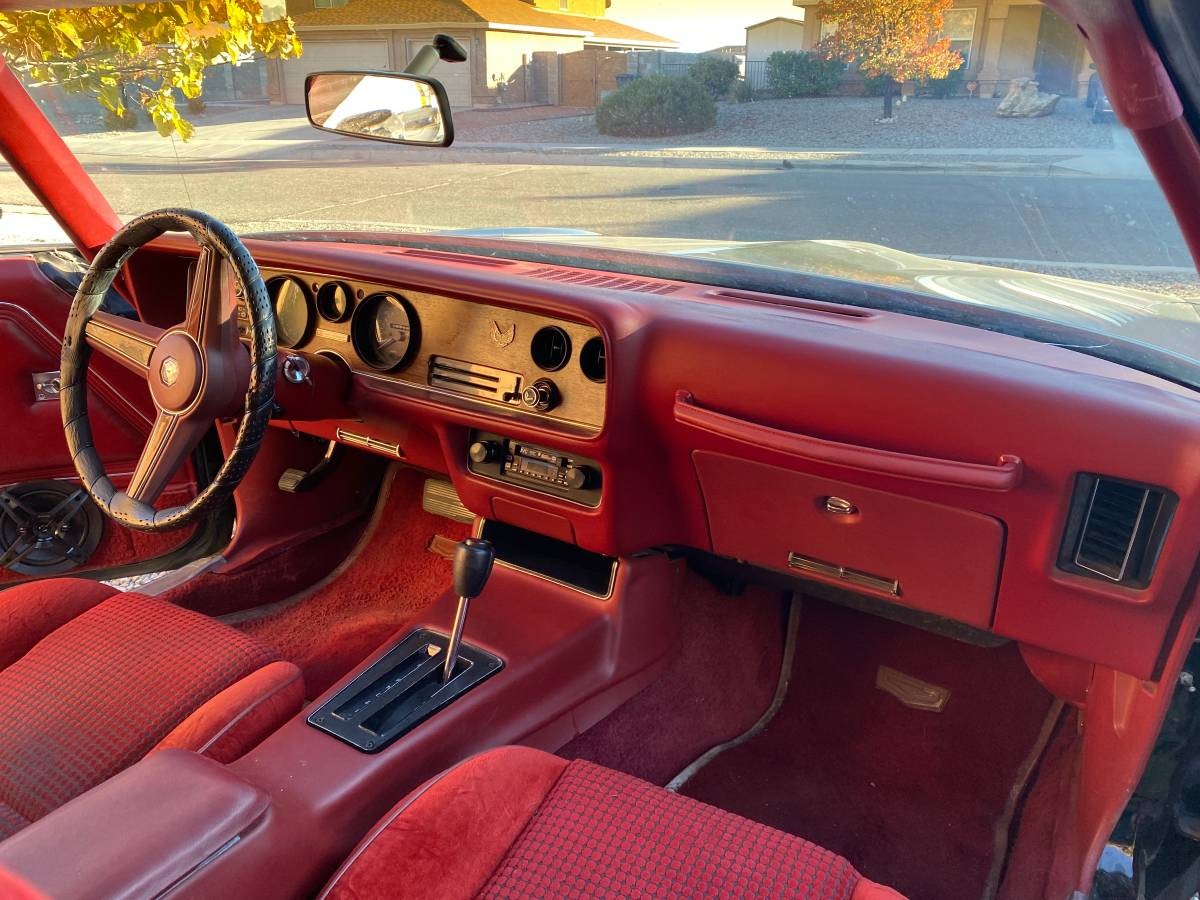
[941,8,977,67]
[313,0,348,8]
[819,19,838,41]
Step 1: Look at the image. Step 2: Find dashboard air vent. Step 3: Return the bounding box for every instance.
[1059,474,1175,588]
[524,266,680,295]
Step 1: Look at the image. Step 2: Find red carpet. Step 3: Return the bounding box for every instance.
[229,467,468,697]
[559,573,787,785]
[680,598,1055,900]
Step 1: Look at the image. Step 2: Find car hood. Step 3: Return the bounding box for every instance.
[446,229,1200,359]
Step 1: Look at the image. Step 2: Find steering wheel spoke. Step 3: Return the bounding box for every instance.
[84,310,162,377]
[126,411,209,505]
[184,246,240,356]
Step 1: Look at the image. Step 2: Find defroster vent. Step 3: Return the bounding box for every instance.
[1059,474,1175,588]
[524,266,680,295]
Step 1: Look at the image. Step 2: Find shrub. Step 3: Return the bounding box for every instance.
[765,51,846,98]
[102,106,139,130]
[923,66,965,99]
[733,78,756,103]
[861,73,892,97]
[596,75,716,137]
[688,56,739,100]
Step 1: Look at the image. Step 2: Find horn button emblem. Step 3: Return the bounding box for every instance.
[148,332,202,412]
[159,356,180,387]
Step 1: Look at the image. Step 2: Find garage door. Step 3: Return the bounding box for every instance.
[282,39,390,105]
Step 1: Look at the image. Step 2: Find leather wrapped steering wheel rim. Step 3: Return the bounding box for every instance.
[61,209,276,532]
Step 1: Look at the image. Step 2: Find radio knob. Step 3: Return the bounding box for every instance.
[469,440,500,464]
[564,465,596,491]
[521,379,560,413]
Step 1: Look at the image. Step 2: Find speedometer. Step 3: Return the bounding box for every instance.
[266,276,313,349]
[351,292,418,371]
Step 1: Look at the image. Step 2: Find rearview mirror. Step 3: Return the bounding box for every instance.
[305,72,454,147]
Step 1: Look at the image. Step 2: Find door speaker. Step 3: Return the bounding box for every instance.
[0,480,104,575]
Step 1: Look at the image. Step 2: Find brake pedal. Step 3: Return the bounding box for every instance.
[278,440,340,493]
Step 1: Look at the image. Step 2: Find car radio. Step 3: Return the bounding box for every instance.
[467,430,601,508]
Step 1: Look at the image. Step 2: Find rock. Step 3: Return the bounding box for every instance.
[996,79,1061,118]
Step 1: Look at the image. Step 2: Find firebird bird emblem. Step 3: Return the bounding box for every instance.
[490,320,516,348]
[159,356,180,387]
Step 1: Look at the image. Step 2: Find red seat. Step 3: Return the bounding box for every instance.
[0,578,303,839]
[322,746,905,899]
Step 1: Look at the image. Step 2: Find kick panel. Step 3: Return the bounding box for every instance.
[247,268,607,431]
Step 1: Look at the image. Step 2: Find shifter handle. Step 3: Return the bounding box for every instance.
[453,538,495,599]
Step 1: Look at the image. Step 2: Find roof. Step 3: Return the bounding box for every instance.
[745,17,806,31]
[293,0,676,46]
[581,15,674,46]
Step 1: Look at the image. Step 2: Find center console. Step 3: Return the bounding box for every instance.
[467,429,602,508]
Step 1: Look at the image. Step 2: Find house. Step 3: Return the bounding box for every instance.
[268,0,677,108]
[745,17,806,64]
[701,44,746,75]
[789,0,1093,97]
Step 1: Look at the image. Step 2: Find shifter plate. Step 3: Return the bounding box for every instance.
[307,628,503,752]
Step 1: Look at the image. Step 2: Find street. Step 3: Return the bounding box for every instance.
[0,152,1194,293]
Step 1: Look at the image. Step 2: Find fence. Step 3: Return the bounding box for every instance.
[744,60,769,90]
[660,62,692,79]
[629,56,771,92]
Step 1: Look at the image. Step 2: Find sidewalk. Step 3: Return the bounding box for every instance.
[53,102,1152,179]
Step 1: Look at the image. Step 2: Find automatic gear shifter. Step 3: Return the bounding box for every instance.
[307,536,503,752]
[443,538,495,682]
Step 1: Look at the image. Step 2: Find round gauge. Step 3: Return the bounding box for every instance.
[316,281,354,323]
[351,292,418,371]
[266,276,313,349]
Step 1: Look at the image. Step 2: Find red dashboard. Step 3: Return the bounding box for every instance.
[133,233,1200,682]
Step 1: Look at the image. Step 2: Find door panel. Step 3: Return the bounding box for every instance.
[0,253,200,584]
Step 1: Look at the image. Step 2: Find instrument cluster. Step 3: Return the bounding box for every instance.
[258,276,419,373]
[243,269,607,433]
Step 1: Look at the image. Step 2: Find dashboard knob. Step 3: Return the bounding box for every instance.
[564,465,596,491]
[521,379,560,413]
[469,440,500,464]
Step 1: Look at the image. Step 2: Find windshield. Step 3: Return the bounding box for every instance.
[1,0,1198,379]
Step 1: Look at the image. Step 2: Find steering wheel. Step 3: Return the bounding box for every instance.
[61,209,276,532]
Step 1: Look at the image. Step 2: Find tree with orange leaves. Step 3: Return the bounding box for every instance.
[816,0,964,120]
[0,1,299,140]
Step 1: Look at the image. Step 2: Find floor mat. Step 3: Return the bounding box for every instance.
[227,467,468,697]
[558,571,787,786]
[680,598,1055,900]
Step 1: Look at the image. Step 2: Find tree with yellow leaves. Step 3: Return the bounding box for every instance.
[0,1,300,140]
[817,0,963,120]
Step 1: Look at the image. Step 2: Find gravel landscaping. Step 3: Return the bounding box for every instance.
[460,96,1115,150]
